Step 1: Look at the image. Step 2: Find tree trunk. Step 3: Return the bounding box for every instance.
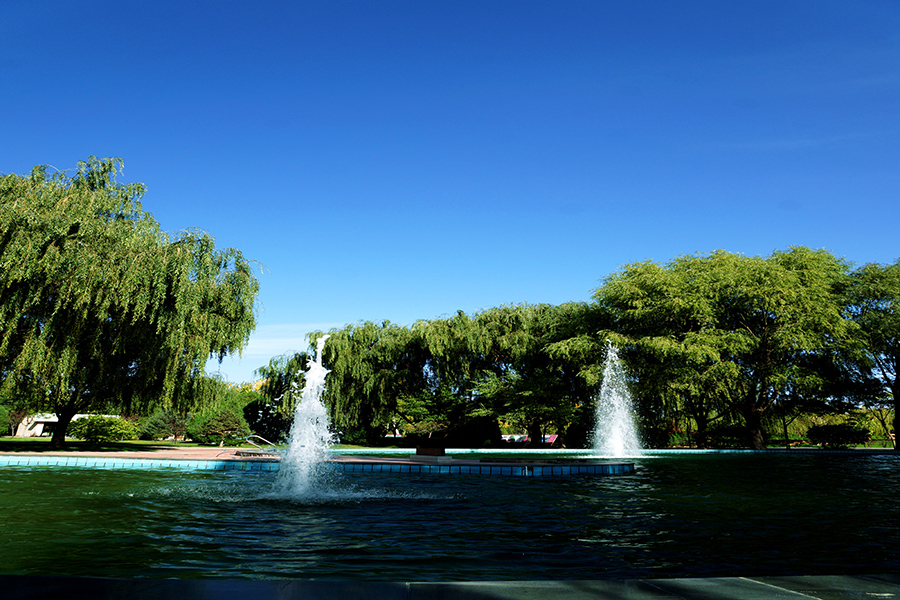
[781,412,790,450]
[694,413,710,449]
[50,405,77,449]
[525,419,543,448]
[745,409,766,450]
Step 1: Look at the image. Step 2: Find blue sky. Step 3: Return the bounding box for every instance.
[3,1,899,383]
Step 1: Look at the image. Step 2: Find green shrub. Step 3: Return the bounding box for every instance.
[188,408,251,446]
[806,423,869,449]
[140,409,189,441]
[703,425,753,449]
[68,416,140,443]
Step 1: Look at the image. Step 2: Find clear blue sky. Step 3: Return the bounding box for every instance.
[3,1,899,383]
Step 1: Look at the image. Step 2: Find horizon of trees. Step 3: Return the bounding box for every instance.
[257,247,898,450]
[2,158,897,451]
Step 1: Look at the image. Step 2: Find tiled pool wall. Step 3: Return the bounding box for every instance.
[2,447,892,473]
[0,454,634,476]
[341,462,634,476]
[0,455,280,471]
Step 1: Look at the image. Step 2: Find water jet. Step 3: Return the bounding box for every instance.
[593,342,642,457]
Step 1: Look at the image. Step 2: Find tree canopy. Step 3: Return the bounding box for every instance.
[594,247,856,449]
[0,157,259,446]
[844,259,900,445]
[248,246,900,451]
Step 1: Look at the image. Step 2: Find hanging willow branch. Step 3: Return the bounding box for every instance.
[0,157,259,445]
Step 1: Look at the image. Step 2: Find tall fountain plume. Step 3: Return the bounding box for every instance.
[273,334,334,497]
[593,342,642,457]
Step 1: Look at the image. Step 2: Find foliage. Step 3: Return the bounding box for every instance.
[140,409,189,442]
[323,322,427,444]
[68,415,140,443]
[255,352,310,417]
[242,399,292,443]
[0,391,29,437]
[254,246,897,451]
[593,247,854,449]
[290,304,604,447]
[0,404,10,436]
[184,376,257,446]
[0,157,259,447]
[843,259,900,448]
[806,423,870,449]
[467,303,600,447]
[188,408,251,446]
[703,424,754,449]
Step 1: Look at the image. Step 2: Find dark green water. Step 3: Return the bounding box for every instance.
[1,453,899,580]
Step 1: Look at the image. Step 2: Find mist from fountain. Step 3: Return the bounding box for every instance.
[272,334,335,498]
[593,342,642,457]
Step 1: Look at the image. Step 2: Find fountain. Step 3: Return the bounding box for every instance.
[272,334,334,497]
[593,342,642,457]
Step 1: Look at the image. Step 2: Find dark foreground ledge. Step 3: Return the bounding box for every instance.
[5,574,900,600]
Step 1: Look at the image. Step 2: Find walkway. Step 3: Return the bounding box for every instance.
[4,573,900,599]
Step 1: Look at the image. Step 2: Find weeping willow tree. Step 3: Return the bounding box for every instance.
[313,305,602,447]
[0,157,259,447]
[322,322,427,444]
[256,351,311,415]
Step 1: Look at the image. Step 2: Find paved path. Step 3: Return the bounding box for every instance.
[0,445,251,460]
[5,574,900,600]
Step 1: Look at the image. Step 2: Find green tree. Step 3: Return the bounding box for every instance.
[409,311,495,440]
[185,375,255,446]
[322,323,427,444]
[594,247,853,449]
[189,409,251,446]
[0,157,259,447]
[844,259,900,448]
[471,303,598,447]
[256,351,311,417]
[140,408,190,442]
[250,351,314,443]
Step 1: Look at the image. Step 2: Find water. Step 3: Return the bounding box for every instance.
[593,343,642,457]
[272,335,334,499]
[2,453,899,580]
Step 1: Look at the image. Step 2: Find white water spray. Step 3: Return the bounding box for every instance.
[273,334,335,497]
[593,343,642,457]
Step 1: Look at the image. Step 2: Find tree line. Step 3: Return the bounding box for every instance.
[2,158,897,451]
[260,247,898,450]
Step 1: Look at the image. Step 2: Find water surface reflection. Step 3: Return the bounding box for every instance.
[2,453,898,579]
